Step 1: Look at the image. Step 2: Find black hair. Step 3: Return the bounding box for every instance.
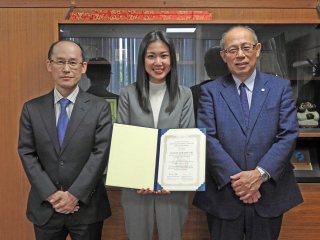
[86,57,111,82]
[136,30,179,113]
[204,46,229,79]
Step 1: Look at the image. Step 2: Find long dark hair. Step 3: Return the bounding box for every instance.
[136,30,179,113]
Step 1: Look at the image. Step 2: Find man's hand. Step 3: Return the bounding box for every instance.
[47,191,79,214]
[230,169,263,202]
[242,191,261,204]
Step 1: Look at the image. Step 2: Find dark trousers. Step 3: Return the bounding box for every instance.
[207,205,283,240]
[34,212,103,240]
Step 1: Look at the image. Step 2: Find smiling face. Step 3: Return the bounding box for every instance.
[46,41,87,97]
[144,40,171,84]
[220,27,261,81]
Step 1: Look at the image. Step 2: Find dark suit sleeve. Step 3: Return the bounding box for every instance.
[197,84,242,189]
[68,101,112,204]
[18,103,57,200]
[257,80,299,181]
[180,87,195,128]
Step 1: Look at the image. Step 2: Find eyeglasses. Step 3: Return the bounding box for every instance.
[50,59,84,69]
[222,43,257,56]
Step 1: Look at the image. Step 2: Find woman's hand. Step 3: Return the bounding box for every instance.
[154,189,171,195]
[136,188,171,195]
[137,188,154,195]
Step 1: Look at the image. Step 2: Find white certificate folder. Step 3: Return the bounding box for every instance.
[106,123,206,191]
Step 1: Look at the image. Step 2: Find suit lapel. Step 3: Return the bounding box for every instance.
[220,75,248,134]
[247,72,269,135]
[38,91,61,154]
[60,90,90,153]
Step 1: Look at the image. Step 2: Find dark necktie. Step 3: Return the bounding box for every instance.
[239,83,250,127]
[57,98,71,146]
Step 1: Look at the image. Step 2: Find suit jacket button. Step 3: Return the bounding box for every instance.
[59,161,64,166]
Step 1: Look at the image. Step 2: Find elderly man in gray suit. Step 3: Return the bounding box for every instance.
[18,40,112,240]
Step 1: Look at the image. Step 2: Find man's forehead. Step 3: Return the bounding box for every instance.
[224,33,254,48]
[51,42,82,57]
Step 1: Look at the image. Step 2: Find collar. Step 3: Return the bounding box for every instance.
[54,86,79,104]
[233,69,256,92]
[149,81,166,89]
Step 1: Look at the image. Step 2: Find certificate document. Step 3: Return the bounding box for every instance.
[106,123,206,191]
[156,128,205,191]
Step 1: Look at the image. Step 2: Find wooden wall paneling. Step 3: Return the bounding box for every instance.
[0,8,32,240]
[0,0,318,9]
[0,8,67,240]
[279,183,320,240]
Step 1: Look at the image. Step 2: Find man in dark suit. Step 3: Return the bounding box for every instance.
[193,26,303,240]
[18,40,112,240]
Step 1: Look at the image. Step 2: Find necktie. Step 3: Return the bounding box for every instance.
[239,83,250,127]
[57,98,71,146]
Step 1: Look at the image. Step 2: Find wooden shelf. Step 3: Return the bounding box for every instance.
[299,128,320,138]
